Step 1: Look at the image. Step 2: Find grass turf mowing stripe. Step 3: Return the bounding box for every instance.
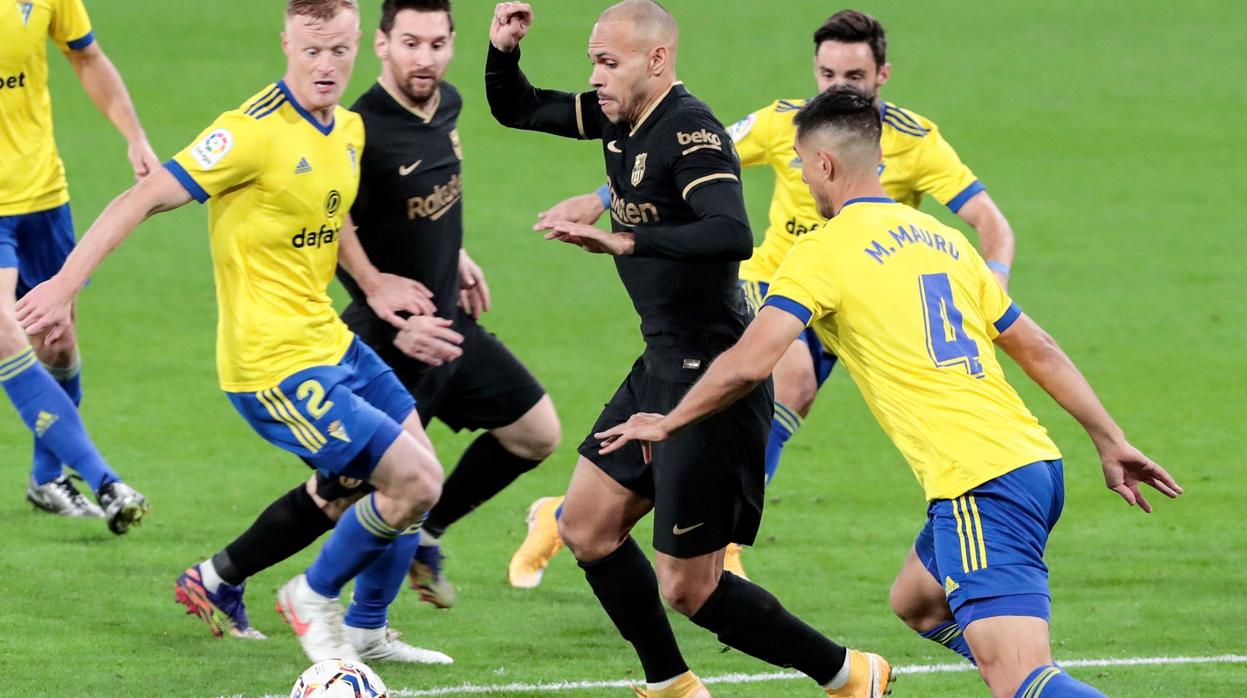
[229,654,1247,697]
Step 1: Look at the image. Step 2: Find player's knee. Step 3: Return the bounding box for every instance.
[31,337,76,368]
[501,422,561,462]
[557,511,614,562]
[774,370,817,416]
[889,581,938,631]
[0,312,27,356]
[658,571,716,617]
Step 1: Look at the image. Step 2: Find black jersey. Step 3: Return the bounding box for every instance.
[486,46,754,351]
[340,81,466,324]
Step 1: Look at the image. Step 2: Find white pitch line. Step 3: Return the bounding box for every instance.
[234,654,1247,697]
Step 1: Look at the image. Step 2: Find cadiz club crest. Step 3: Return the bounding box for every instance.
[18,2,33,26]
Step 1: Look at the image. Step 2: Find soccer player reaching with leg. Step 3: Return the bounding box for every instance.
[515,8,1019,584]
[487,3,890,696]
[1,0,155,531]
[17,0,447,664]
[599,87,1183,698]
[173,0,559,653]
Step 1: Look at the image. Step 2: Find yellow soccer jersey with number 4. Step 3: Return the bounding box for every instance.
[763,198,1060,501]
[730,99,984,283]
[0,0,94,215]
[166,81,363,392]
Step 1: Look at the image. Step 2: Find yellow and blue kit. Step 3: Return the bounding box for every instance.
[0,0,95,291]
[733,99,984,389]
[165,81,412,476]
[764,197,1063,623]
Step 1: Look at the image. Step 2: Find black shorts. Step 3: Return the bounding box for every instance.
[345,306,546,432]
[577,348,771,559]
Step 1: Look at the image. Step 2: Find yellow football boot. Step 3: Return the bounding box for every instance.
[723,543,748,580]
[826,650,893,697]
[508,496,565,588]
[631,671,712,697]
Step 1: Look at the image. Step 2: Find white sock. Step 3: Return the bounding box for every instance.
[199,559,224,594]
[823,652,852,690]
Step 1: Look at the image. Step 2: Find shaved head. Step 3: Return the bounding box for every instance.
[599,0,678,49]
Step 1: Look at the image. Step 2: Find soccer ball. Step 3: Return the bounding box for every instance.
[289,659,388,698]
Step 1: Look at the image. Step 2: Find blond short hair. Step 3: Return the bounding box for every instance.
[286,0,357,22]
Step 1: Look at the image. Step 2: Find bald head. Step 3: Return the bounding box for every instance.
[599,0,678,49]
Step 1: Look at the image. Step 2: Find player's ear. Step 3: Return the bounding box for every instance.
[650,46,668,76]
[877,62,892,88]
[375,29,388,59]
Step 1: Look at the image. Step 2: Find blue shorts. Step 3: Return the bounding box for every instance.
[741,280,838,386]
[227,338,416,481]
[914,459,1065,627]
[0,204,76,297]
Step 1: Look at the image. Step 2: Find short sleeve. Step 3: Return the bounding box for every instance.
[50,0,94,51]
[913,124,984,213]
[661,111,741,201]
[165,112,267,204]
[965,244,1018,337]
[763,235,840,325]
[725,106,771,168]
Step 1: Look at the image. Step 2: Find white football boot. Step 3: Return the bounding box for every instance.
[276,575,358,662]
[26,474,104,518]
[346,625,454,665]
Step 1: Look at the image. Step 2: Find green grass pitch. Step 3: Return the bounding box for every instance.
[1,1,1244,696]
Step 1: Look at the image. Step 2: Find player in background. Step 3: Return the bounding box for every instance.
[488,3,890,696]
[172,0,559,649]
[511,9,1018,583]
[1,0,155,531]
[598,87,1182,698]
[17,0,447,665]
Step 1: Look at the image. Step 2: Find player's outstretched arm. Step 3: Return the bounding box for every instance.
[534,189,608,230]
[65,41,159,180]
[338,216,436,327]
[994,313,1183,511]
[596,307,804,462]
[15,169,192,342]
[485,3,602,140]
[956,192,1016,290]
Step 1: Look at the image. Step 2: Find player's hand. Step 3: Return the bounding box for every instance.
[595,412,670,464]
[128,136,160,181]
[1097,439,1183,513]
[367,273,437,329]
[393,315,465,366]
[490,2,532,52]
[535,192,607,230]
[14,277,77,344]
[458,249,492,320]
[541,221,635,256]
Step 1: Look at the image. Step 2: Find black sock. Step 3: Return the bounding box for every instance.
[579,537,690,683]
[690,571,847,685]
[212,484,334,585]
[423,432,542,539]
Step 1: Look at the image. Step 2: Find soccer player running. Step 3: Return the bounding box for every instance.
[598,87,1184,698]
[487,3,890,697]
[1,0,155,531]
[172,0,560,647]
[513,8,1018,582]
[17,0,447,665]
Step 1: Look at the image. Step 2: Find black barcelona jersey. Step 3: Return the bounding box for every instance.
[340,81,466,324]
[486,46,754,352]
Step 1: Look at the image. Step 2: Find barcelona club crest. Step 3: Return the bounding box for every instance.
[631,153,648,187]
[18,2,33,26]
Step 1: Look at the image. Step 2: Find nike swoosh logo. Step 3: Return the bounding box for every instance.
[607,140,622,153]
[278,597,312,637]
[399,160,423,176]
[672,522,705,536]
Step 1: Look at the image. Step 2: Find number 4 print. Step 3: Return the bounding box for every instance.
[920,273,984,377]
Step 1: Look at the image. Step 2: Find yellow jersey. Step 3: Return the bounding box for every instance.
[764,198,1059,501]
[730,99,984,283]
[166,82,363,392]
[0,0,94,216]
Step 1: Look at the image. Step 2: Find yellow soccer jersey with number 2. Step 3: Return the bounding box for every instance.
[166,81,362,392]
[764,198,1060,501]
[0,0,94,215]
[731,100,984,283]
